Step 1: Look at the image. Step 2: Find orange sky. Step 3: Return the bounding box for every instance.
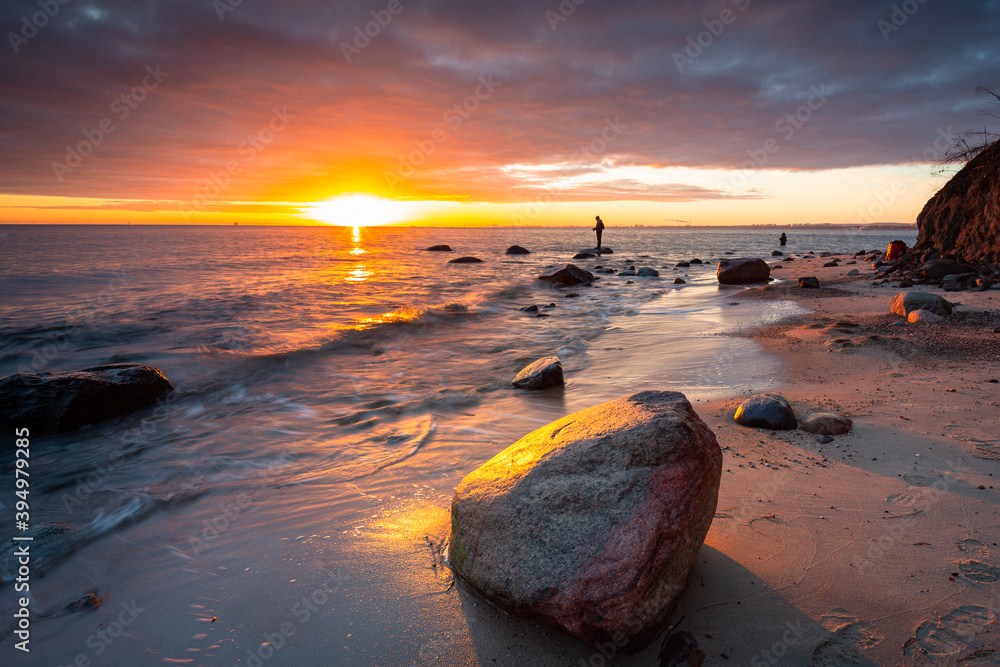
[0,1,993,226]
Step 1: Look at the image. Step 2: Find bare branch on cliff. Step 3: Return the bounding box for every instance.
[942,85,1000,164]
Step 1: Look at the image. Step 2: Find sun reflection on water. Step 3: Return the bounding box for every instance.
[345,225,370,281]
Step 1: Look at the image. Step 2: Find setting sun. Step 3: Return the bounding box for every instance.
[301,194,415,227]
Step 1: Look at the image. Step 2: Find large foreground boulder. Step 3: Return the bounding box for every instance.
[890,291,953,318]
[538,264,594,287]
[734,393,797,430]
[450,391,722,650]
[717,258,770,285]
[0,363,173,434]
[511,356,564,390]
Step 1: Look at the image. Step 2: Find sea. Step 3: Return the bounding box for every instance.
[0,224,916,666]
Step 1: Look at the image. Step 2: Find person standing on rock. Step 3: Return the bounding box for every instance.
[593,216,605,251]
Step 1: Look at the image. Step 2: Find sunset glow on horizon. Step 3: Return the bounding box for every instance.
[1,1,995,227]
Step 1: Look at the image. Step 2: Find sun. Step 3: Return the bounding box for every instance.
[301,194,415,227]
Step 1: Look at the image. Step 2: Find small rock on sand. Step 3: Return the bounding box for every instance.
[798,276,820,288]
[800,413,853,435]
[908,309,945,323]
[890,291,953,318]
[734,393,797,430]
[511,356,564,390]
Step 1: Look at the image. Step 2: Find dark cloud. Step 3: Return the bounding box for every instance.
[1,0,997,202]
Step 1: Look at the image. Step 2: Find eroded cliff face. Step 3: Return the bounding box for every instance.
[907,141,1000,268]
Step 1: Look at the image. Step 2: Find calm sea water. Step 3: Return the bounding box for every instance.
[0,224,915,665]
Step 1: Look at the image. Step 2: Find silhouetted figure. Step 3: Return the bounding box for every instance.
[779,232,787,246]
[593,216,605,251]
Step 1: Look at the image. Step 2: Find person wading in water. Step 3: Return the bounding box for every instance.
[593,215,605,252]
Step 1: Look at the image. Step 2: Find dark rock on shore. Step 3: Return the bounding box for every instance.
[505,245,531,255]
[511,356,564,390]
[798,276,820,289]
[426,244,452,251]
[771,251,784,257]
[734,393,797,430]
[890,291,953,318]
[573,252,596,259]
[919,259,965,280]
[0,363,173,434]
[448,256,483,264]
[539,264,594,286]
[450,391,722,650]
[579,247,613,254]
[674,278,686,284]
[637,267,660,277]
[689,258,703,264]
[717,258,770,285]
[675,261,690,268]
[823,261,839,267]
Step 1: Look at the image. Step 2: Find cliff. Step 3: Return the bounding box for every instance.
[905,140,1000,268]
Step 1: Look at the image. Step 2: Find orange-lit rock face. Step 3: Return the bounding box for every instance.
[449,390,722,651]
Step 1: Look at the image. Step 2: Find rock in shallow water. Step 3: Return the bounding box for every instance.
[538,264,594,286]
[448,256,483,264]
[717,258,770,285]
[0,363,173,434]
[426,244,452,251]
[1,522,78,582]
[505,245,530,255]
[734,393,797,430]
[450,391,722,650]
[511,356,564,390]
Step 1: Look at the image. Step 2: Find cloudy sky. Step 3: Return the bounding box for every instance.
[1,0,997,225]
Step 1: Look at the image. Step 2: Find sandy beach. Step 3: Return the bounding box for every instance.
[662,257,1000,666]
